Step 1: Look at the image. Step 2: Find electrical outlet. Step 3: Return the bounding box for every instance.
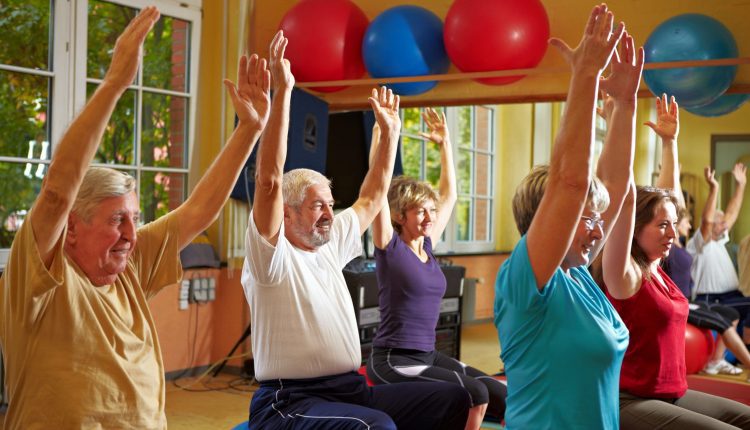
[208,277,216,301]
[179,279,190,310]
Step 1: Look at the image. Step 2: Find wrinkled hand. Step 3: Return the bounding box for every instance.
[549,4,624,76]
[418,107,449,146]
[705,166,719,188]
[104,6,160,91]
[224,54,271,130]
[733,163,747,187]
[269,30,294,91]
[599,31,644,103]
[644,94,679,141]
[369,86,400,136]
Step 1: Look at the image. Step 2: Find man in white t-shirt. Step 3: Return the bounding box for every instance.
[688,163,750,344]
[240,31,470,430]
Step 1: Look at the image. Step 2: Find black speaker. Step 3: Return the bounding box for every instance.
[326,111,403,209]
[230,88,329,202]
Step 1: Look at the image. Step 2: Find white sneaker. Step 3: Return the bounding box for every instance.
[703,359,743,376]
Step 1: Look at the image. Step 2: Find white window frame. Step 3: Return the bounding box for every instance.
[398,105,496,255]
[0,0,201,269]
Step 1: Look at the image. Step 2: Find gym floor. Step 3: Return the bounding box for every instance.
[2,322,747,429]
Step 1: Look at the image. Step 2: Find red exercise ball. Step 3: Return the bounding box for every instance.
[684,324,715,374]
[279,0,369,92]
[444,0,549,85]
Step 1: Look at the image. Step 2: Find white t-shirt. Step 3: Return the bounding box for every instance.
[687,230,739,295]
[241,208,363,381]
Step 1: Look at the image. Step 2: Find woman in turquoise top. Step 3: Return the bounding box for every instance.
[494,4,643,429]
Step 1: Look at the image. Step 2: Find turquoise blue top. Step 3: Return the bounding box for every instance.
[494,236,629,429]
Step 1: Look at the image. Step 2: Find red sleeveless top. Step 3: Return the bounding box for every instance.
[606,265,689,398]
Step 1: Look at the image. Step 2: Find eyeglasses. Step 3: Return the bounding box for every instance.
[581,215,604,231]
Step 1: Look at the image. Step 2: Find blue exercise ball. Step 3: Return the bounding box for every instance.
[362,6,450,96]
[644,14,738,108]
[685,93,750,117]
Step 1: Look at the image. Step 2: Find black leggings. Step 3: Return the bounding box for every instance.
[366,347,506,420]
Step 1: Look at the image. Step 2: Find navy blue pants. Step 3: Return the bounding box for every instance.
[695,291,750,329]
[248,371,470,429]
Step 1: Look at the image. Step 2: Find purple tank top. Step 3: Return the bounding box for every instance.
[372,232,446,351]
[663,246,693,299]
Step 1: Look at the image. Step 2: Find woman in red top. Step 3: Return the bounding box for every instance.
[592,94,750,429]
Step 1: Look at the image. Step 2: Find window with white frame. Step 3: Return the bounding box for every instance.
[400,105,496,254]
[0,0,201,268]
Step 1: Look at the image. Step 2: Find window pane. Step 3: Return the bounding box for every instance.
[402,108,421,136]
[474,198,490,242]
[475,106,491,151]
[425,142,440,187]
[0,0,51,70]
[140,171,186,223]
[455,197,471,241]
[0,162,46,248]
[401,136,422,179]
[88,84,136,165]
[457,106,472,148]
[475,152,491,196]
[141,92,188,168]
[0,71,50,158]
[87,1,137,81]
[143,15,190,91]
[457,148,471,195]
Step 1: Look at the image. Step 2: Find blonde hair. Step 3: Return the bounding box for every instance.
[282,169,331,208]
[388,176,439,234]
[72,167,136,222]
[512,165,610,235]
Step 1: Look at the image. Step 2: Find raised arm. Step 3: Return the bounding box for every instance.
[369,123,394,249]
[170,53,270,249]
[352,87,401,234]
[700,167,719,239]
[252,31,294,245]
[29,7,159,267]
[650,94,683,207]
[526,4,623,287]
[589,31,643,262]
[419,108,457,243]
[724,163,747,230]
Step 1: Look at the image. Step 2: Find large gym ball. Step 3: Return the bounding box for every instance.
[279,0,369,93]
[684,324,715,374]
[444,0,549,85]
[644,14,738,108]
[685,93,750,117]
[362,6,450,96]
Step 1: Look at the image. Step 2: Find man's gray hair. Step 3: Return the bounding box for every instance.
[72,167,136,222]
[282,169,331,208]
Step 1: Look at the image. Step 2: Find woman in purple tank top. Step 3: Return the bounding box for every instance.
[364,108,506,429]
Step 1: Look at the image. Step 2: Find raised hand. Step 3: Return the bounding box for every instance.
[368,86,401,137]
[224,54,271,130]
[418,107,449,146]
[104,6,160,92]
[705,166,719,188]
[599,31,644,103]
[644,94,679,141]
[269,30,294,91]
[549,4,624,76]
[733,163,747,187]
